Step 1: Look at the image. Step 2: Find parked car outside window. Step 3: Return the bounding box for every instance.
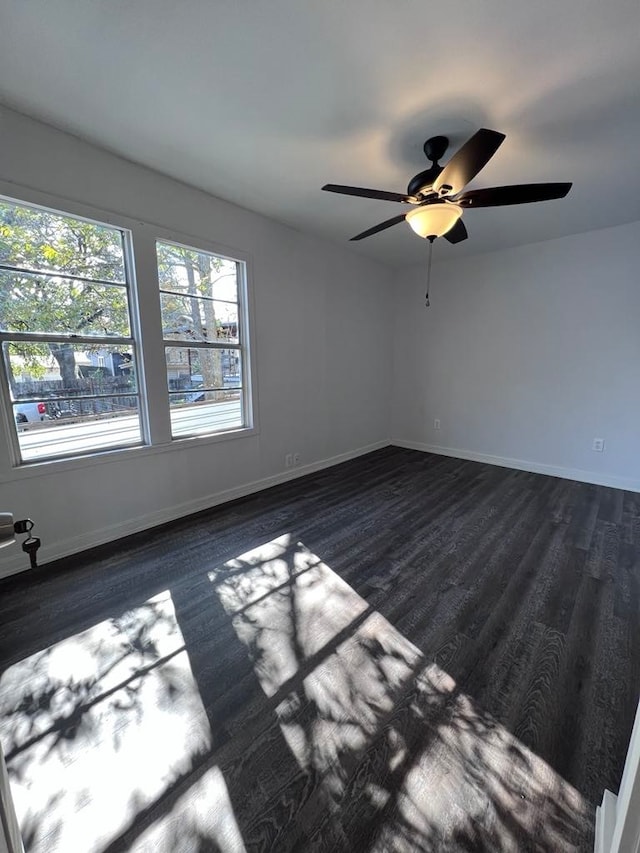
[14,401,48,428]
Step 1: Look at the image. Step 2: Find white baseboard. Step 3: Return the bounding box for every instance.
[0,440,388,581]
[391,439,640,494]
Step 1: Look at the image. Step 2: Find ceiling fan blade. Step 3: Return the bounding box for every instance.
[350,213,407,241]
[444,219,468,244]
[433,129,506,196]
[322,184,416,204]
[455,183,572,208]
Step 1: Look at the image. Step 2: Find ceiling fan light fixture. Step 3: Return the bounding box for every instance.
[405,203,463,239]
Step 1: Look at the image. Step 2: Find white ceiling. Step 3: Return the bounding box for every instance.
[1,0,639,266]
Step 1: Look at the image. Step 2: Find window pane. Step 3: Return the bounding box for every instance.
[0,200,126,283]
[161,294,238,343]
[165,346,241,394]
[157,239,248,441]
[4,342,137,398]
[15,396,142,462]
[166,345,242,438]
[156,241,238,302]
[169,391,242,438]
[0,271,130,336]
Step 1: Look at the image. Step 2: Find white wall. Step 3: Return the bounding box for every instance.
[0,106,392,578]
[391,221,640,490]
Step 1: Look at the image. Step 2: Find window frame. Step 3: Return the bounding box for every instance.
[0,196,147,465]
[0,186,258,476]
[155,237,253,440]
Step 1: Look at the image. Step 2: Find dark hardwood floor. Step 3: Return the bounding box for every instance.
[1,447,639,852]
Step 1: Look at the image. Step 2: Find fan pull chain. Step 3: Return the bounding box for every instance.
[425,236,435,307]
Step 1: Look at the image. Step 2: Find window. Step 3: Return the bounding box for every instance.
[0,196,253,465]
[0,198,142,463]
[156,240,249,439]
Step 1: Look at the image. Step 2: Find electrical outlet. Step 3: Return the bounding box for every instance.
[293,452,301,466]
[433,418,441,430]
[592,438,605,453]
[285,453,293,468]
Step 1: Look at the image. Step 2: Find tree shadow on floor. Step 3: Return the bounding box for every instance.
[0,534,594,852]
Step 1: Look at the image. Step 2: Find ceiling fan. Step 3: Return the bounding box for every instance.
[322,129,572,243]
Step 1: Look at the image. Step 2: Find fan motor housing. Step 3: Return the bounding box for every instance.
[407,166,442,198]
[407,136,449,197]
[423,135,448,163]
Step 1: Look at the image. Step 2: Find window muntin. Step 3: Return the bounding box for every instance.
[0,198,142,463]
[156,240,248,440]
[160,294,239,343]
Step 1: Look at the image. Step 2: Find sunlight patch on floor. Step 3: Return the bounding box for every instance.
[0,591,213,853]
[211,533,372,700]
[129,765,247,853]
[0,536,594,852]
[211,534,592,852]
